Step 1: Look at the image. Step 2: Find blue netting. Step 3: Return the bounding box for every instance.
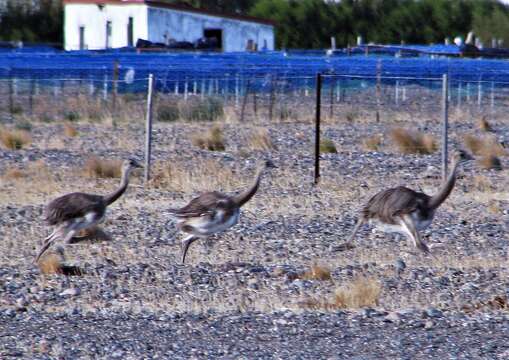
[1,46,509,93]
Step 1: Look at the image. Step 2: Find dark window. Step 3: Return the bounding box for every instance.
[203,29,222,50]
[79,26,85,50]
[127,17,134,47]
[106,21,112,48]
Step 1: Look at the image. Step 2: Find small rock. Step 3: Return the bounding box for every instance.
[425,307,443,318]
[384,312,401,323]
[59,288,81,297]
[424,320,434,330]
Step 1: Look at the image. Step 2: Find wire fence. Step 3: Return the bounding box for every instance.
[2,74,509,124]
[1,72,507,183]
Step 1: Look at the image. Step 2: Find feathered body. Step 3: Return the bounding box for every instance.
[35,159,141,263]
[363,186,434,233]
[171,160,275,264]
[340,150,473,253]
[170,191,240,236]
[44,193,106,226]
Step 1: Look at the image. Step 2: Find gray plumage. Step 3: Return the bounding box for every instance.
[35,158,141,263]
[339,150,473,253]
[169,160,276,264]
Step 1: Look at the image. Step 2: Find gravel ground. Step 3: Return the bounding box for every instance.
[1,115,508,359]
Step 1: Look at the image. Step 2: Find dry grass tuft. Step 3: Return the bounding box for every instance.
[2,166,28,180]
[478,116,494,132]
[362,134,383,151]
[248,128,275,151]
[487,200,503,215]
[390,128,436,154]
[38,252,84,276]
[192,125,226,151]
[463,134,506,157]
[300,264,332,281]
[472,175,493,192]
[462,295,508,313]
[83,157,122,178]
[63,123,78,137]
[319,138,337,153]
[38,253,62,275]
[300,277,381,310]
[463,134,484,155]
[477,155,503,171]
[150,158,241,192]
[0,128,32,150]
[333,277,381,309]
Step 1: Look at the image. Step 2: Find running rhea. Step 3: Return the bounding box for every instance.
[169,160,276,264]
[338,150,473,253]
[35,158,142,262]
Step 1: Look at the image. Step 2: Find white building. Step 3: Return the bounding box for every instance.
[63,0,275,52]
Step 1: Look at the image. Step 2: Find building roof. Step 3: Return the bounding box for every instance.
[63,0,276,26]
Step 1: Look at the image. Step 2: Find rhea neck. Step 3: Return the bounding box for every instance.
[428,158,462,210]
[233,166,266,207]
[104,166,132,205]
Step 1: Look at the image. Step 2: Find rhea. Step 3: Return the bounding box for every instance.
[35,158,141,262]
[169,160,276,264]
[340,150,473,253]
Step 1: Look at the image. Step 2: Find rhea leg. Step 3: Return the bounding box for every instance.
[181,234,200,264]
[400,215,429,253]
[336,217,365,251]
[36,224,69,263]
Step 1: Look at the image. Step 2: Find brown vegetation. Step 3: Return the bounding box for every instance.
[38,252,63,275]
[2,167,27,180]
[248,128,276,151]
[0,128,32,150]
[192,125,226,151]
[63,123,78,137]
[150,158,240,192]
[477,155,503,170]
[300,277,381,310]
[472,175,493,192]
[83,157,122,178]
[390,128,436,154]
[362,134,383,151]
[300,264,332,281]
[478,116,494,132]
[463,134,506,157]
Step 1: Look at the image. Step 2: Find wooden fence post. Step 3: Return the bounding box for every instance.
[144,74,154,185]
[441,74,449,181]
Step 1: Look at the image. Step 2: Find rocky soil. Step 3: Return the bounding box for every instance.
[0,115,508,359]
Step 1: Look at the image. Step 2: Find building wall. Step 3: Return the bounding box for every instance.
[147,7,274,52]
[64,3,274,52]
[64,4,148,50]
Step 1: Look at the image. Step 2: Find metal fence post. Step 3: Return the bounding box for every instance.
[441,74,449,181]
[144,74,154,185]
[376,60,382,122]
[314,73,322,185]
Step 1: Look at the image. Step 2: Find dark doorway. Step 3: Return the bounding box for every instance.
[106,20,112,48]
[79,26,85,50]
[127,17,134,47]
[203,29,222,50]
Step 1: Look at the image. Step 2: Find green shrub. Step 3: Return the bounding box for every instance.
[14,120,32,132]
[157,102,179,122]
[64,110,80,122]
[179,97,223,122]
[11,105,23,115]
[320,138,337,153]
[40,113,55,123]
